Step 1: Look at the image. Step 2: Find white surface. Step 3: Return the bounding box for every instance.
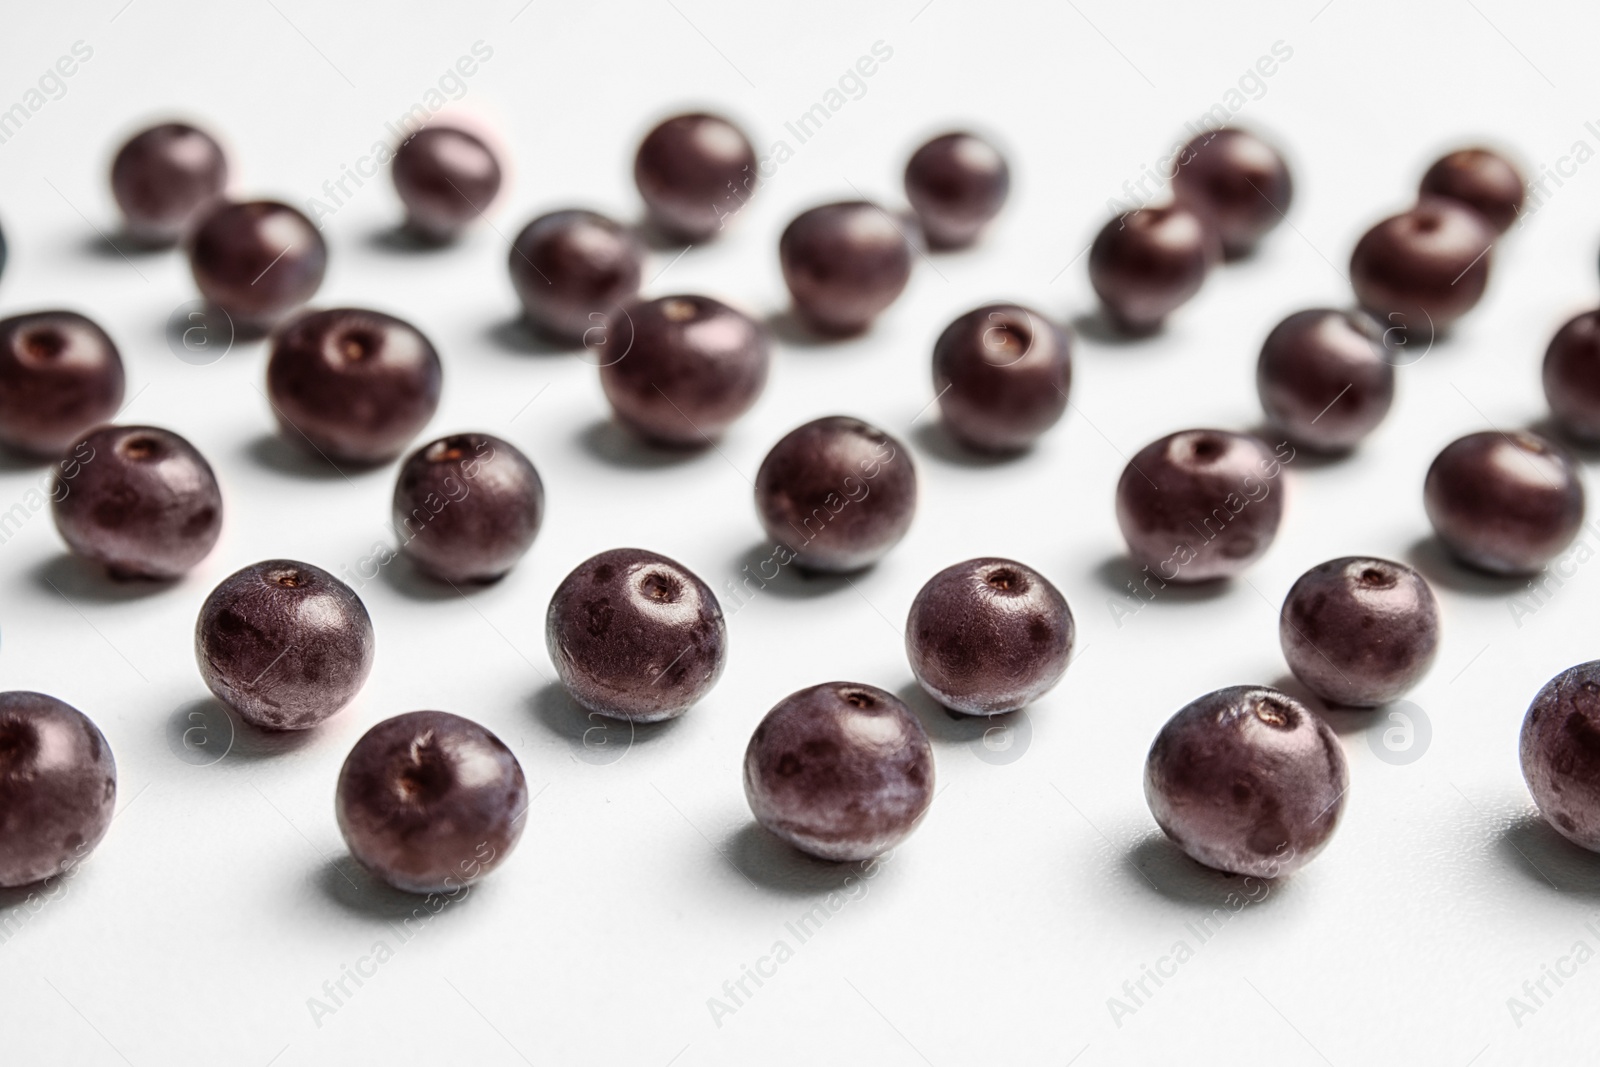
[1,1,1598,1064]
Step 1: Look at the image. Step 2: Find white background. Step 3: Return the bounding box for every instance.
[1,1,1598,1063]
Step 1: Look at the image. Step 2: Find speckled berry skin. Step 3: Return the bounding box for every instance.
[1542,310,1600,443]
[1419,147,1525,234]
[1171,127,1293,259]
[1521,662,1600,851]
[1115,429,1290,582]
[754,416,917,572]
[391,126,502,242]
[1280,557,1439,708]
[110,122,228,246]
[51,425,222,580]
[932,303,1071,453]
[1088,204,1219,334]
[266,307,442,465]
[336,711,527,894]
[393,433,543,584]
[903,131,1010,250]
[509,210,644,344]
[546,548,726,723]
[906,558,1073,715]
[0,311,126,458]
[195,559,375,730]
[1424,430,1584,575]
[744,682,934,862]
[188,200,327,331]
[1257,308,1395,453]
[0,692,116,888]
[599,295,770,446]
[1349,199,1496,335]
[634,112,757,243]
[778,201,912,336]
[1145,685,1347,878]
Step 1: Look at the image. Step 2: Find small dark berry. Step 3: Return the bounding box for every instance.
[1419,147,1525,234]
[188,200,327,330]
[1349,198,1495,336]
[1542,310,1600,442]
[932,303,1070,453]
[634,112,757,243]
[393,433,543,584]
[509,210,644,344]
[1088,204,1218,334]
[0,311,125,458]
[0,691,117,888]
[903,131,1010,250]
[1424,430,1584,575]
[1256,308,1395,453]
[391,126,503,243]
[1170,127,1293,259]
[779,201,912,336]
[110,122,229,246]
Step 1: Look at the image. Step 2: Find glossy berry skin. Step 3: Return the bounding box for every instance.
[903,131,1010,250]
[1145,685,1347,878]
[195,559,375,731]
[509,210,644,344]
[1170,127,1292,259]
[1088,204,1218,335]
[336,711,527,894]
[634,112,757,243]
[1424,430,1584,575]
[1116,429,1288,582]
[779,201,912,336]
[754,416,917,572]
[1542,310,1600,442]
[1419,148,1525,234]
[546,548,726,723]
[391,126,502,242]
[266,307,442,465]
[393,433,543,584]
[1349,199,1495,335]
[188,201,327,331]
[932,303,1071,453]
[599,295,770,445]
[0,692,116,888]
[1521,662,1600,851]
[1279,557,1439,708]
[110,122,228,246]
[744,682,934,862]
[0,311,126,458]
[52,425,222,580]
[906,558,1074,715]
[1256,308,1395,453]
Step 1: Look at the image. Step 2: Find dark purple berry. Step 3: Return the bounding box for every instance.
[779,201,912,336]
[932,303,1070,453]
[0,311,125,458]
[1424,430,1584,575]
[1280,557,1440,707]
[0,692,116,888]
[634,112,757,243]
[744,682,934,862]
[754,416,917,572]
[545,548,726,722]
[336,710,527,894]
[266,307,442,465]
[1542,310,1600,442]
[1349,199,1495,336]
[110,122,228,246]
[509,209,644,344]
[188,201,327,331]
[1145,685,1347,877]
[1522,662,1600,851]
[391,126,503,243]
[1088,204,1218,334]
[599,295,769,446]
[195,559,375,730]
[1170,127,1293,259]
[1116,429,1288,582]
[903,131,1010,250]
[393,433,543,584]
[1256,308,1395,453]
[906,558,1073,715]
[52,425,222,580]
[1419,147,1525,234]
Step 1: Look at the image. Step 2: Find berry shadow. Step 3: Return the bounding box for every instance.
[1267,673,1372,737]
[526,680,682,761]
[1404,535,1527,598]
[634,217,695,254]
[484,315,577,358]
[245,432,373,481]
[377,553,492,603]
[31,553,179,603]
[314,855,472,922]
[1528,416,1600,463]
[1090,554,1234,604]
[895,680,1001,746]
[729,542,852,600]
[764,309,855,350]
[1068,309,1156,348]
[723,822,872,896]
[1497,812,1600,896]
[1123,833,1291,908]
[1242,423,1346,470]
[164,696,324,765]
[578,418,706,471]
[79,229,170,261]
[910,421,1017,469]
[0,444,52,471]
[365,223,454,255]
